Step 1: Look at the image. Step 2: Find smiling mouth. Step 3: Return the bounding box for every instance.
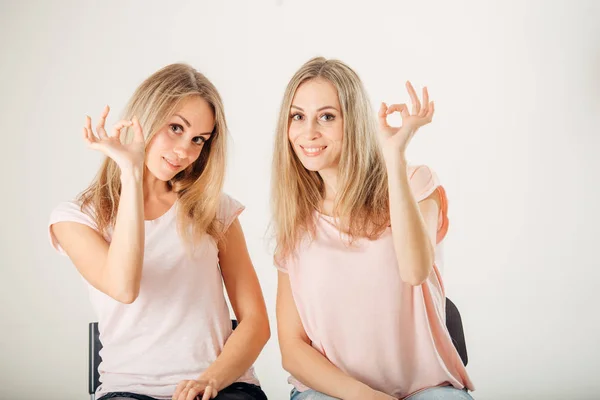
[300,145,327,156]
[163,157,182,169]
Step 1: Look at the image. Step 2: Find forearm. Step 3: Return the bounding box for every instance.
[281,339,373,400]
[199,314,270,391]
[387,158,435,286]
[103,168,145,302]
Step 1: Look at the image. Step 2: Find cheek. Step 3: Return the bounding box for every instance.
[287,125,299,142]
[147,132,170,155]
[332,122,344,141]
[188,146,202,164]
[324,124,344,145]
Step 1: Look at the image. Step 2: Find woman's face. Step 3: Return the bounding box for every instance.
[145,96,215,181]
[288,78,344,173]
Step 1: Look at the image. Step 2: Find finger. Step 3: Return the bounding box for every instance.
[406,81,421,115]
[378,102,390,128]
[419,87,429,118]
[426,101,434,121]
[201,386,212,400]
[85,116,97,142]
[185,385,202,400]
[386,103,410,120]
[83,127,95,145]
[132,116,145,143]
[173,381,187,400]
[96,105,110,139]
[111,119,133,139]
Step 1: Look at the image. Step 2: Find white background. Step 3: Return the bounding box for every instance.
[1,1,599,399]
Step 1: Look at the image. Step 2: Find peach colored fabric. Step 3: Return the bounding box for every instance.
[277,165,474,399]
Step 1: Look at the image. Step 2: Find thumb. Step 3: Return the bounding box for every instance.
[378,102,389,129]
[132,116,145,143]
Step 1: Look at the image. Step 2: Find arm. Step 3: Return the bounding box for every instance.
[378,81,438,286]
[196,218,270,392]
[277,271,394,400]
[51,170,144,303]
[387,162,440,286]
[51,111,146,303]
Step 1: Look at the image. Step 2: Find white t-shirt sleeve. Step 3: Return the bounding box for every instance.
[217,193,245,233]
[48,201,99,255]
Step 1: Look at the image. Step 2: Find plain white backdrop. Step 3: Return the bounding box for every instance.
[1,1,599,399]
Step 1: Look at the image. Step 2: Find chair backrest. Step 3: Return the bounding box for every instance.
[88,322,101,396]
[445,297,468,366]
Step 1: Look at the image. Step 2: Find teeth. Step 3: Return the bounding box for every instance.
[304,146,325,153]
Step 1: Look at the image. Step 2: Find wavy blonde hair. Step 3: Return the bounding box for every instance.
[79,63,228,247]
[272,57,390,262]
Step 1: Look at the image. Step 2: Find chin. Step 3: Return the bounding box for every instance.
[298,159,330,172]
[146,164,179,182]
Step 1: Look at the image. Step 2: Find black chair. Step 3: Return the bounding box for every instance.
[88,320,239,400]
[445,297,468,366]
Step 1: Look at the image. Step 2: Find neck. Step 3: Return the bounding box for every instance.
[318,166,338,202]
[142,166,171,202]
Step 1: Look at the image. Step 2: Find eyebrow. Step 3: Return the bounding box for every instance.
[174,114,213,136]
[290,105,339,112]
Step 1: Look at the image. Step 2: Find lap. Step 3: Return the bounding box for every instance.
[98,383,267,400]
[406,386,474,400]
[290,388,339,400]
[214,382,268,400]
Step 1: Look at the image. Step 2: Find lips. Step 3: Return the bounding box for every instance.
[163,157,181,169]
[300,145,327,157]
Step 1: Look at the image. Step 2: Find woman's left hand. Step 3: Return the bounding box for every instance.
[378,81,435,163]
[172,378,218,400]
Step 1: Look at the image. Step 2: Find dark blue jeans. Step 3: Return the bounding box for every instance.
[98,382,268,400]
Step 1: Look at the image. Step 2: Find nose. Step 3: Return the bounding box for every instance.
[173,142,192,159]
[302,118,321,141]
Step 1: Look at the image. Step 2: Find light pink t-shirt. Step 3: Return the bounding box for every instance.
[277,165,474,399]
[48,194,259,400]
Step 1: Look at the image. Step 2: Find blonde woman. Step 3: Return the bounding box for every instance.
[272,57,475,400]
[49,64,270,400]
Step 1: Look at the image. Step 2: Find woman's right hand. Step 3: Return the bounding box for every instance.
[83,105,146,174]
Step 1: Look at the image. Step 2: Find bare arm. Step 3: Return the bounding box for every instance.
[378,82,438,286]
[277,271,394,400]
[387,162,440,286]
[51,169,145,303]
[51,108,147,303]
[194,218,270,393]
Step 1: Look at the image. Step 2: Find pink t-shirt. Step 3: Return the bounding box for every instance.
[277,165,474,399]
[48,194,259,400]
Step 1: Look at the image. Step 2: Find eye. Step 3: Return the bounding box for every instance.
[290,113,303,121]
[170,124,184,134]
[320,113,335,122]
[192,136,207,145]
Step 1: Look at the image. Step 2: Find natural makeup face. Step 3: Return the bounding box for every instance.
[288,78,343,173]
[145,96,215,181]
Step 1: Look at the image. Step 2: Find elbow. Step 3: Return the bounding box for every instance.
[116,291,138,304]
[401,261,434,286]
[279,339,304,374]
[260,317,272,346]
[280,348,295,373]
[111,285,140,304]
[402,275,428,286]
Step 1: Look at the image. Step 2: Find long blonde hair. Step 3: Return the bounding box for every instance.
[272,57,390,262]
[79,63,228,246]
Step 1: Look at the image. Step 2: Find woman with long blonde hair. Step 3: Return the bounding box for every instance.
[272,57,475,400]
[49,64,269,400]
